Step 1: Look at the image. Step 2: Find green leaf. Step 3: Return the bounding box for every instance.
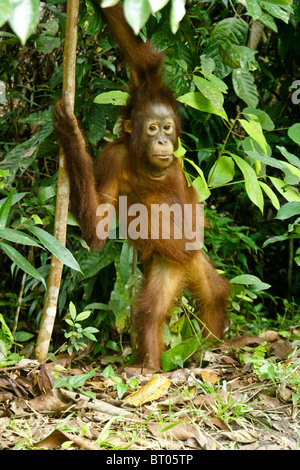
[258,12,278,32]
[173,138,186,158]
[82,327,98,342]
[69,301,77,320]
[123,0,151,34]
[68,369,96,389]
[177,92,228,120]
[232,70,259,107]
[288,123,300,146]
[26,225,82,272]
[94,90,129,106]
[101,0,119,7]
[246,150,296,180]
[185,158,211,201]
[120,242,134,285]
[0,189,15,228]
[269,177,300,202]
[0,242,46,288]
[276,202,300,220]
[261,2,290,23]
[36,35,60,54]
[276,146,300,168]
[9,0,40,44]
[245,0,262,20]
[238,116,268,153]
[161,333,202,372]
[208,156,235,187]
[117,383,128,399]
[76,311,92,322]
[0,0,13,28]
[0,228,41,247]
[13,331,35,342]
[230,274,271,291]
[170,0,186,34]
[193,75,226,113]
[259,181,280,211]
[86,106,106,145]
[230,154,264,213]
[148,0,169,13]
[243,107,275,131]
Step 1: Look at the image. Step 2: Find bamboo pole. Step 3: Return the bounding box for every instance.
[35,0,79,362]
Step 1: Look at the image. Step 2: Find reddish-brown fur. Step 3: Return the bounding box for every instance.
[53,2,229,370]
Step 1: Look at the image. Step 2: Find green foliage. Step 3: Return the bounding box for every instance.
[103,364,139,399]
[0,314,20,366]
[240,344,300,405]
[53,368,98,398]
[62,302,99,355]
[0,0,299,366]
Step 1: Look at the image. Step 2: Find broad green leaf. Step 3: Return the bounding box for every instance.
[148,0,169,13]
[9,0,40,44]
[69,301,77,320]
[276,202,300,220]
[0,189,15,228]
[238,117,267,153]
[101,0,119,7]
[233,69,259,107]
[269,177,300,202]
[36,35,60,54]
[243,107,275,131]
[119,242,133,285]
[208,156,235,187]
[0,241,46,288]
[192,176,211,201]
[177,92,228,120]
[0,0,13,28]
[259,181,280,210]
[76,311,92,322]
[26,225,82,272]
[246,150,297,181]
[193,75,225,112]
[276,146,300,168]
[0,228,41,247]
[94,90,129,106]
[261,2,290,23]
[173,137,186,158]
[230,154,264,213]
[279,161,300,179]
[123,0,151,34]
[185,158,211,201]
[86,106,106,145]
[288,123,300,146]
[170,0,186,34]
[161,333,202,372]
[258,12,278,32]
[245,0,262,20]
[230,274,271,291]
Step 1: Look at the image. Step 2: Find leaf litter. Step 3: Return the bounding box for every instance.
[0,332,299,450]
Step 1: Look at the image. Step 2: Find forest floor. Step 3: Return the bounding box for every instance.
[0,330,299,451]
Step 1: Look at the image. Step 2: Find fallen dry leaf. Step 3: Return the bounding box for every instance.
[124,374,170,406]
[36,365,56,394]
[35,429,101,450]
[222,429,259,443]
[200,369,218,385]
[259,330,279,342]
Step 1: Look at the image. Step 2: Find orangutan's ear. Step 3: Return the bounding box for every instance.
[124,120,132,133]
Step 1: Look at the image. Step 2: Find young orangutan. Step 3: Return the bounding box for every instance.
[53,2,229,370]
